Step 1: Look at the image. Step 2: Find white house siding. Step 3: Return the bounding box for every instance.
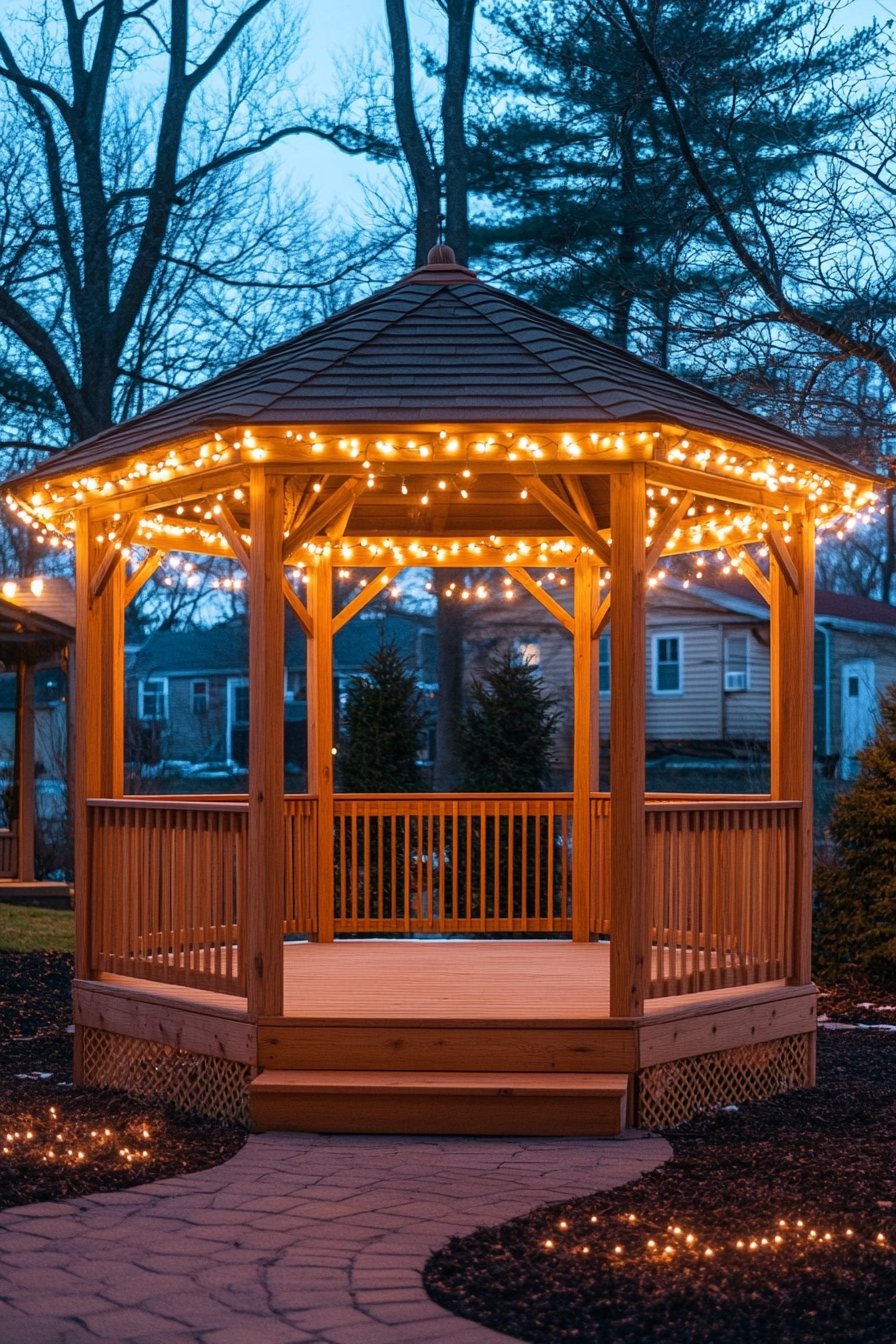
[720,625,771,743]
[825,628,896,756]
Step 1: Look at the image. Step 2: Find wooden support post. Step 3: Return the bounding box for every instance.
[100,561,125,799]
[307,550,335,941]
[572,554,597,941]
[73,517,101,998]
[770,515,815,986]
[609,466,647,1017]
[73,514,125,998]
[14,660,35,882]
[246,468,286,1016]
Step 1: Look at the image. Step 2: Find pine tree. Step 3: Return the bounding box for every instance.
[337,638,427,792]
[814,685,896,988]
[471,0,871,360]
[459,648,559,791]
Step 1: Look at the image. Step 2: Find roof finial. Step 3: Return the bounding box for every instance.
[427,213,455,264]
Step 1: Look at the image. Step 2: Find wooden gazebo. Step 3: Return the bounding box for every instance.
[5,249,879,1133]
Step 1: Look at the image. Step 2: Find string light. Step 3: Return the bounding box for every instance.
[1,1105,154,1169]
[535,1210,891,1267]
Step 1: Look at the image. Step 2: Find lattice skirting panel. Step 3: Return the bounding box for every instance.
[637,1032,812,1130]
[81,1027,251,1127]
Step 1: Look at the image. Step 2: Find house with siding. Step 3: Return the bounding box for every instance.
[473,576,896,782]
[127,607,435,784]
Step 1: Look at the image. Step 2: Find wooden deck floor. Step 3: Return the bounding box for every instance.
[99,939,788,1024]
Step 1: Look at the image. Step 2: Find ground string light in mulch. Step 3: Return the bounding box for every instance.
[424,1033,896,1344]
[540,1208,890,1267]
[3,1101,153,1170]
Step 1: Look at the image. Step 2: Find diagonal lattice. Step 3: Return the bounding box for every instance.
[637,1033,811,1130]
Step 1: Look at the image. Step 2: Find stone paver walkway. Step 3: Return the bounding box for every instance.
[0,1130,670,1344]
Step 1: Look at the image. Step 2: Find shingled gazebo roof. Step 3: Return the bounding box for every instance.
[17,258,861,479]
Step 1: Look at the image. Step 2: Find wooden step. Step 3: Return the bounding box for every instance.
[249,1069,629,1136]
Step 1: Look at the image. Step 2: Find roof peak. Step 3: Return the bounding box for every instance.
[396,244,478,287]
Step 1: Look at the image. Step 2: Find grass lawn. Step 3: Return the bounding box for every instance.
[0,904,75,953]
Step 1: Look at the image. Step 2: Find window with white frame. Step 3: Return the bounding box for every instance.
[191,679,209,713]
[231,682,249,726]
[599,635,610,693]
[723,633,750,692]
[652,634,682,695]
[139,677,169,721]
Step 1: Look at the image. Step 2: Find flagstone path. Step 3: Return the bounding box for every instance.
[0,1129,670,1343]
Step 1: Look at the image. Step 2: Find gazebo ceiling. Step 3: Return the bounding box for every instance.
[4,253,881,568]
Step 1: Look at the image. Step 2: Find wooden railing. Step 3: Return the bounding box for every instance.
[333,793,573,935]
[284,795,318,935]
[0,828,17,878]
[643,798,799,998]
[88,799,248,995]
[86,791,799,1003]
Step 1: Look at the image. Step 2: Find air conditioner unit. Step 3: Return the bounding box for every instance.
[724,671,748,692]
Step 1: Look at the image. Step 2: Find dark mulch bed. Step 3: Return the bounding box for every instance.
[425,1032,896,1343]
[0,951,246,1211]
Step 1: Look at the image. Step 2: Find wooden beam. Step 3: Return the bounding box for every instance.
[563,475,600,533]
[647,461,806,513]
[645,492,695,572]
[246,468,285,1017]
[90,514,140,601]
[765,520,800,594]
[504,568,574,634]
[74,514,104,995]
[770,515,815,987]
[307,551,335,942]
[572,555,598,941]
[215,502,251,571]
[515,477,612,564]
[124,551,162,607]
[87,465,248,521]
[593,591,612,638]
[609,466,647,1018]
[282,480,362,563]
[130,527,233,560]
[282,577,313,636]
[332,568,401,635]
[726,547,770,604]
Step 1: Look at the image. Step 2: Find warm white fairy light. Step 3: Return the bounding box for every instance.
[537,1210,891,1269]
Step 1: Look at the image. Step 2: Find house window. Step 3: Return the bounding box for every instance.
[191,679,209,714]
[139,677,168,721]
[232,683,249,726]
[652,634,682,695]
[599,635,610,694]
[514,637,540,668]
[723,633,750,692]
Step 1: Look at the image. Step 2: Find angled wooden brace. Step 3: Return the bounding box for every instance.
[282,479,362,564]
[765,520,800,593]
[516,476,612,564]
[90,514,141,601]
[124,551,162,607]
[645,492,695,572]
[726,547,771,603]
[332,568,402,634]
[282,576,312,635]
[504,567,574,634]
[216,503,251,571]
